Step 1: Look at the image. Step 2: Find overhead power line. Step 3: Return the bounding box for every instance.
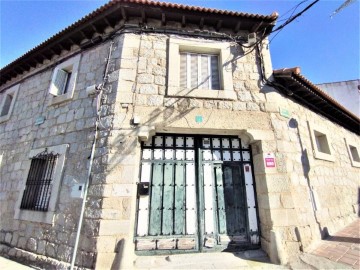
[331,0,356,18]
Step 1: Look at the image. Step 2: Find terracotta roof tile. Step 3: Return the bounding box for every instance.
[1,0,278,74]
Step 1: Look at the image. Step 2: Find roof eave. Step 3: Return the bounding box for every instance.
[273,68,360,135]
[0,0,277,87]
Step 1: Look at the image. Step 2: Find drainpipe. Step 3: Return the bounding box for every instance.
[70,41,114,270]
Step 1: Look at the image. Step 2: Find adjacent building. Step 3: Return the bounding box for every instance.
[317,80,360,118]
[0,1,359,269]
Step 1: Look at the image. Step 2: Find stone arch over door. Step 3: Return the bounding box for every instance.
[134,127,273,253]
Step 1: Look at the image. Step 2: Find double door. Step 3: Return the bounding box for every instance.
[135,134,259,253]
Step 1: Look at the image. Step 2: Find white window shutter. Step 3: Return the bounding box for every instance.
[210,56,220,90]
[180,53,187,89]
[51,69,68,96]
[200,55,209,89]
[190,54,198,89]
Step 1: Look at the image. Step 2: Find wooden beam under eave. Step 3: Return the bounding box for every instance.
[251,21,263,33]
[141,10,147,24]
[34,55,44,64]
[121,7,127,21]
[181,15,186,28]
[21,62,31,71]
[89,23,99,33]
[199,17,204,29]
[103,17,113,28]
[57,43,66,52]
[234,21,241,33]
[161,13,166,26]
[216,20,222,32]
[15,66,25,74]
[79,30,90,40]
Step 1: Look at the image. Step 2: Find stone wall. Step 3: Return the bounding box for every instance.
[0,35,123,268]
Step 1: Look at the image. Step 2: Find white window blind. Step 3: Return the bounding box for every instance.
[51,69,70,96]
[180,52,220,90]
[0,94,13,117]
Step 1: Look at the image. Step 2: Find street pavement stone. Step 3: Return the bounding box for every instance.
[311,219,360,269]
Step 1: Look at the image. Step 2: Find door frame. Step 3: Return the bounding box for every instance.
[134,133,261,255]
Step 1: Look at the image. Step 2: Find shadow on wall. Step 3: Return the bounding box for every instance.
[288,118,329,241]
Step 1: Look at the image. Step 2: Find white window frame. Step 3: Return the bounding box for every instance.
[0,84,19,123]
[307,122,335,162]
[48,54,80,106]
[345,138,360,168]
[168,37,236,100]
[180,52,220,90]
[14,144,69,224]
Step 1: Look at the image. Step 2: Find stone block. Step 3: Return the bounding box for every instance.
[37,240,46,255]
[147,95,163,106]
[5,232,12,244]
[111,184,133,197]
[218,101,232,110]
[95,252,117,270]
[204,100,217,109]
[247,102,260,111]
[98,220,130,236]
[119,69,136,82]
[18,237,26,249]
[280,193,295,209]
[232,102,246,111]
[96,236,117,252]
[137,74,154,84]
[154,76,165,86]
[237,91,252,101]
[266,174,291,193]
[139,84,158,95]
[270,209,299,226]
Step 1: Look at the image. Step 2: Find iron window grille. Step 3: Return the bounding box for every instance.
[20,149,59,211]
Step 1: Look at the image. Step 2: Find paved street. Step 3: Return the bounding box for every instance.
[1,219,359,269]
[0,255,34,270]
[312,219,360,269]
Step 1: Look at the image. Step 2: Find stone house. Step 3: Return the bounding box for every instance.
[0,0,359,269]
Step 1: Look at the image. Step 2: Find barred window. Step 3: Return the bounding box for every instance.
[20,150,59,211]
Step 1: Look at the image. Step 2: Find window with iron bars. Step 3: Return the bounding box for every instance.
[20,150,59,211]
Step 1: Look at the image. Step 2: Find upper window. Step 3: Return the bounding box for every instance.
[48,54,80,105]
[307,122,335,162]
[168,37,236,100]
[14,144,69,224]
[314,130,331,155]
[0,84,19,123]
[345,138,360,168]
[180,52,220,90]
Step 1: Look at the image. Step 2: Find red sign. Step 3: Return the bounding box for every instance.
[265,158,275,167]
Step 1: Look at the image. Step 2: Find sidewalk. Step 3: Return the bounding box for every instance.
[0,256,34,270]
[311,219,360,269]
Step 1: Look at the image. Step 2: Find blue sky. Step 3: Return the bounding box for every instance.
[0,0,359,84]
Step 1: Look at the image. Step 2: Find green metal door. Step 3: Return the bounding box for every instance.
[135,134,259,254]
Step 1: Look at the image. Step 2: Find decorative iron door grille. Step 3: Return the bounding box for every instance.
[135,134,259,254]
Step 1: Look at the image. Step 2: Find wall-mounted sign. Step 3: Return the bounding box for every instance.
[35,116,45,126]
[279,108,291,118]
[264,153,276,168]
[195,115,203,123]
